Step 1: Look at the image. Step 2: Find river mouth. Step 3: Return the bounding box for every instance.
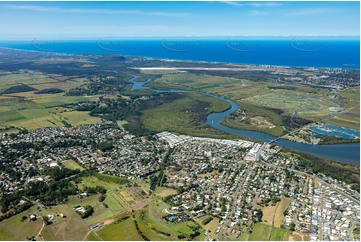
[129,76,360,164]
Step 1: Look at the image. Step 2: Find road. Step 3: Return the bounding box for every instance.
[217,169,250,240]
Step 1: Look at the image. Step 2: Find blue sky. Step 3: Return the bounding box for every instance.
[0,1,359,39]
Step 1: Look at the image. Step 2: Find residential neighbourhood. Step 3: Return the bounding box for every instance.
[0,126,359,241]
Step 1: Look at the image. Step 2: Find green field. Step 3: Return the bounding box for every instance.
[325,86,360,130]
[63,160,85,171]
[0,206,43,240]
[248,223,291,241]
[222,101,285,136]
[244,92,339,118]
[96,216,143,241]
[38,203,91,241]
[148,72,359,135]
[149,73,244,92]
[0,73,100,131]
[79,175,122,191]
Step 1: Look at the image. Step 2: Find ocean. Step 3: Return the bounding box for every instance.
[0,38,359,69]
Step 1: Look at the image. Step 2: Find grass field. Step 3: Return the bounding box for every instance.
[0,73,100,131]
[196,215,220,237]
[0,206,43,240]
[79,175,122,191]
[325,86,360,130]
[222,100,285,136]
[289,231,309,241]
[62,160,85,171]
[0,73,85,93]
[274,199,291,227]
[150,73,244,92]
[0,201,93,241]
[97,216,143,241]
[248,223,291,241]
[67,193,125,226]
[155,187,178,198]
[261,198,291,228]
[245,92,339,118]
[97,196,205,241]
[39,203,91,241]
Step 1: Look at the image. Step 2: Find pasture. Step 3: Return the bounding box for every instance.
[0,73,100,131]
[96,216,143,241]
[150,73,245,92]
[244,92,340,118]
[0,206,43,241]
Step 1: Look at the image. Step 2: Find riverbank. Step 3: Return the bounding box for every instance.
[130,76,360,164]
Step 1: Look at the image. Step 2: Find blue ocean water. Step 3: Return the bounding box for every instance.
[0,38,359,69]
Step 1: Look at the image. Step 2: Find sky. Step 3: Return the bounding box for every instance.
[0,1,359,39]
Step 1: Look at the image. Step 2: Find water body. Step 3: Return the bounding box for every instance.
[309,124,360,139]
[130,77,360,164]
[0,38,359,69]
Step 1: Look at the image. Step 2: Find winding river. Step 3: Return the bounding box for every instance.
[129,76,360,164]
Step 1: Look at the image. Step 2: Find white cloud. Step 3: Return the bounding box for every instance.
[3,4,191,17]
[286,8,339,16]
[222,2,281,8]
[249,10,268,16]
[222,1,244,7]
[247,2,282,7]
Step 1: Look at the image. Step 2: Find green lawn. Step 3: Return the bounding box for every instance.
[248,223,291,241]
[79,176,121,191]
[97,216,143,241]
[62,160,85,171]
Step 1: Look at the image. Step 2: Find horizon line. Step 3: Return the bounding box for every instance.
[1,35,360,41]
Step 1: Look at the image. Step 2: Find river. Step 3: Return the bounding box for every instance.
[129,76,360,164]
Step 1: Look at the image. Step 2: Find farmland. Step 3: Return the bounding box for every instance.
[0,73,100,131]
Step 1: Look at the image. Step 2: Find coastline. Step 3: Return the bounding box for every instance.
[0,41,360,70]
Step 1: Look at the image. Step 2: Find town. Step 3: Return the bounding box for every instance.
[0,125,359,241]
